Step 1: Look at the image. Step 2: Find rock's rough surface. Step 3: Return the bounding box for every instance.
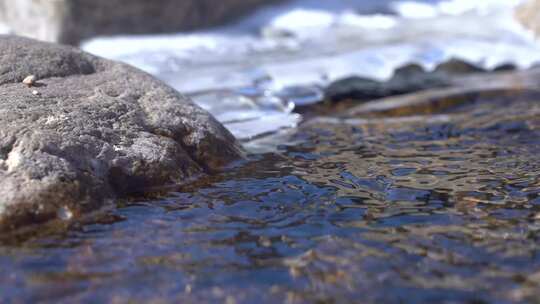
[0,36,243,231]
[0,0,281,45]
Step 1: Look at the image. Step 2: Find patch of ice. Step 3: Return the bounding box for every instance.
[340,13,398,29]
[82,0,539,141]
[83,0,536,88]
[190,89,299,140]
[268,9,336,31]
[0,23,10,34]
[392,2,439,18]
[224,113,302,141]
[435,0,524,16]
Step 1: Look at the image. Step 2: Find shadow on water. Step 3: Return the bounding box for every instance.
[1,94,540,303]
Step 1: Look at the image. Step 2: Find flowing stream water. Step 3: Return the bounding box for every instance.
[2,89,540,303]
[1,0,540,303]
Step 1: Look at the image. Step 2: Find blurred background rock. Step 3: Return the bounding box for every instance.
[0,0,281,44]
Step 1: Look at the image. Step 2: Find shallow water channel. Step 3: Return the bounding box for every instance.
[1,89,539,303]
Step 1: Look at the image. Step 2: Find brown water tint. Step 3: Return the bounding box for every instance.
[1,93,540,303]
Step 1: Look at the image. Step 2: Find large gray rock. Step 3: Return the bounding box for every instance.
[0,0,281,45]
[0,35,243,231]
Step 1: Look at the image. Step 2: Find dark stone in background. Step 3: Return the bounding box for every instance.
[325,63,451,102]
[324,58,516,103]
